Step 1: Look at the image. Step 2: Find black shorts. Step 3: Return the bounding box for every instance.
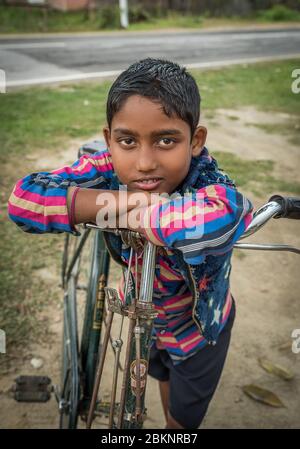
[148,297,236,429]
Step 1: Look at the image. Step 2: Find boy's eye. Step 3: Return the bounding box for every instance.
[158,138,176,146]
[119,138,135,146]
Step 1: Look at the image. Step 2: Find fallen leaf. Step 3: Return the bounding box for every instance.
[258,358,294,380]
[277,341,292,351]
[242,384,285,408]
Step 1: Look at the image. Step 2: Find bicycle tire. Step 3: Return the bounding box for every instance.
[80,230,110,402]
[58,229,110,428]
[59,231,89,428]
[59,281,80,429]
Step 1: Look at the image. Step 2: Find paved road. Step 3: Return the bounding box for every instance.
[1,28,300,87]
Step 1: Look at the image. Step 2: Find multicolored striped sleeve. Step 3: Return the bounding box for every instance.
[141,184,253,264]
[7,149,114,235]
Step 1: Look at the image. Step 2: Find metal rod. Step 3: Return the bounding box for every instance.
[86,310,114,429]
[117,315,136,429]
[139,241,157,304]
[108,336,123,428]
[234,243,300,254]
[107,301,127,427]
[103,305,123,372]
[108,247,134,428]
[135,252,139,299]
[124,248,134,304]
[84,223,142,240]
[61,234,69,289]
[134,322,142,422]
[129,250,142,422]
[66,228,91,282]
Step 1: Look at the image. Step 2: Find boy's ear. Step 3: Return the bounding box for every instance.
[103,126,111,149]
[191,126,207,157]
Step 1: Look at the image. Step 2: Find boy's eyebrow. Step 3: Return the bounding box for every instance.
[113,128,184,137]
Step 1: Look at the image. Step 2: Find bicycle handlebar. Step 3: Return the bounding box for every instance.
[235,194,300,254]
[238,200,281,240]
[268,195,300,220]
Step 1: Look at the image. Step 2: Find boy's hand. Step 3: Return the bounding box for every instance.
[117,192,170,236]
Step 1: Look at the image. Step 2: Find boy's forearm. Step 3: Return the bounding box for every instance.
[67,187,153,228]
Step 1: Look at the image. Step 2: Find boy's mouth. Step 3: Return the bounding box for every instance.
[132,177,163,191]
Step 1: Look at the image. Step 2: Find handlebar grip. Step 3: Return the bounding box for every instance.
[269,195,300,219]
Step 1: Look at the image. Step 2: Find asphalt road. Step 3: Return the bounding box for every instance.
[1,27,300,88]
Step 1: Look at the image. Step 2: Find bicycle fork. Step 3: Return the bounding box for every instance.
[86,239,158,429]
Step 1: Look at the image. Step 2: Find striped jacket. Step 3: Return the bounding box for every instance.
[7,142,253,361]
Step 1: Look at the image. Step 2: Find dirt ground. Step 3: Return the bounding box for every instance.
[0,106,299,429]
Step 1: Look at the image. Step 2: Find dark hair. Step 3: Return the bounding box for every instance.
[106,58,201,141]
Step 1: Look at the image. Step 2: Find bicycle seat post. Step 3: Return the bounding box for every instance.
[138,241,157,305]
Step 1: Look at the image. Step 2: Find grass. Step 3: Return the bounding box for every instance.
[0,82,110,162]
[128,12,300,32]
[191,60,300,116]
[0,216,63,355]
[1,6,300,34]
[215,152,300,196]
[0,6,101,33]
[1,59,300,364]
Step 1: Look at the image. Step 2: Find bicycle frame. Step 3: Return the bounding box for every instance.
[86,234,158,429]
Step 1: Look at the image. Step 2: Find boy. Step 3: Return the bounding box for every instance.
[8,58,253,429]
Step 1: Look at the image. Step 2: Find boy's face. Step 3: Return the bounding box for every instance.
[103,95,207,195]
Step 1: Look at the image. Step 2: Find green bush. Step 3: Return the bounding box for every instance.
[147,4,168,19]
[258,5,300,21]
[98,5,120,29]
[129,5,151,23]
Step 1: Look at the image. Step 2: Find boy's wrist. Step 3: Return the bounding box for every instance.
[67,186,80,231]
[67,186,76,213]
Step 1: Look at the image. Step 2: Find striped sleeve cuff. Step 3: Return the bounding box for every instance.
[7,179,81,236]
[140,203,166,247]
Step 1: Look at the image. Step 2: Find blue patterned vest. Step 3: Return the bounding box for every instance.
[103,147,235,345]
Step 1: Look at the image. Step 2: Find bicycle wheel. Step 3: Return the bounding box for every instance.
[59,229,91,429]
[58,228,110,428]
[80,230,110,404]
[59,285,80,429]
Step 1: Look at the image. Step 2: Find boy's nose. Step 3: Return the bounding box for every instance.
[135,146,158,172]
